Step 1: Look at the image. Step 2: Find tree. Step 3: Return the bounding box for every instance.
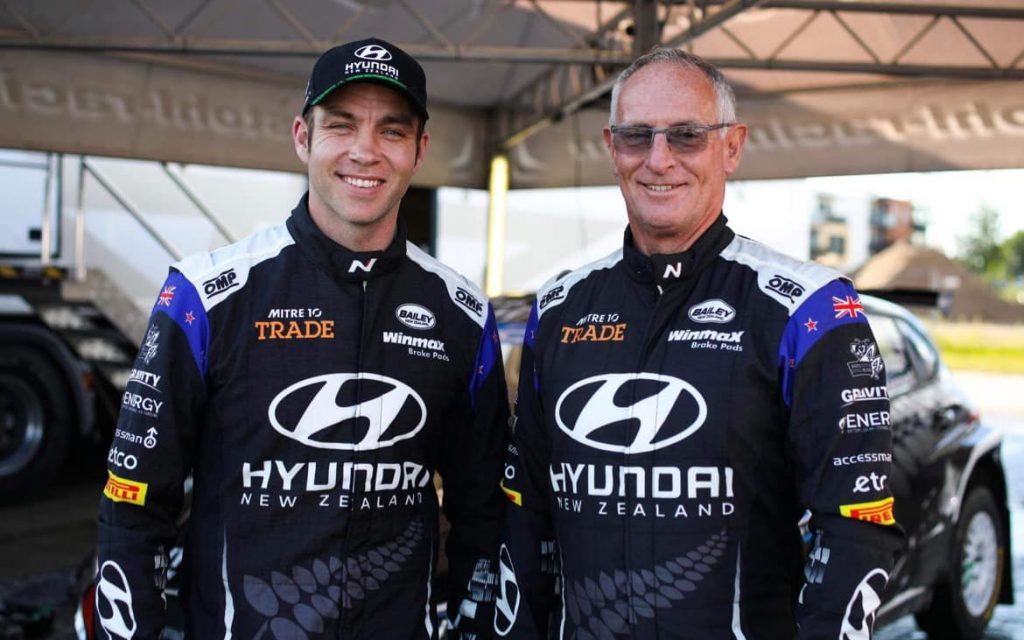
[1004,230,1024,280]
[957,206,1005,277]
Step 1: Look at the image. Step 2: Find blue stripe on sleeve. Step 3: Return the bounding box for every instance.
[778,279,869,406]
[470,305,502,409]
[153,270,209,382]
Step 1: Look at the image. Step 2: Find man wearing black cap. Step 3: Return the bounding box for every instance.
[96,38,509,639]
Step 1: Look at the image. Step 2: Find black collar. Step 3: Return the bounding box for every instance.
[622,214,734,287]
[286,194,407,282]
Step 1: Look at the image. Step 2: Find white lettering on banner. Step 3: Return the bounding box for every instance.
[242,460,431,492]
[549,463,734,500]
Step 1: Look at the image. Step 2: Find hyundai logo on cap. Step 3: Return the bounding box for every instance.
[355,44,393,61]
[302,37,428,121]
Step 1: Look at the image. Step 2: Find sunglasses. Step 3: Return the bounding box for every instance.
[609,123,735,154]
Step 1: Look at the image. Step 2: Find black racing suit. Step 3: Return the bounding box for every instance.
[96,195,509,639]
[497,216,903,639]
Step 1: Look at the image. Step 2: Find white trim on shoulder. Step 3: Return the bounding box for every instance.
[720,235,843,316]
[406,242,489,328]
[535,248,623,319]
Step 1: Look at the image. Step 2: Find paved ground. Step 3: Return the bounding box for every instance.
[2,372,1023,639]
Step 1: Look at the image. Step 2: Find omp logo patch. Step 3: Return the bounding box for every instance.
[555,373,707,454]
[456,287,484,317]
[103,471,148,506]
[202,269,238,297]
[840,497,895,525]
[766,274,804,301]
[268,373,426,450]
[97,560,137,639]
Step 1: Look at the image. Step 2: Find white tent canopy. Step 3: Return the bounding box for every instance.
[1,0,1022,188]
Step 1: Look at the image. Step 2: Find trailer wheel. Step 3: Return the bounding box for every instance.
[0,345,74,501]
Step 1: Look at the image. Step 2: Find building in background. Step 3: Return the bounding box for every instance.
[870,197,926,254]
[809,193,849,269]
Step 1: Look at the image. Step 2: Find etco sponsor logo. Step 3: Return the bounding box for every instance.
[268,373,426,450]
[840,386,888,406]
[767,274,805,302]
[538,285,565,310]
[455,287,484,316]
[847,339,884,380]
[202,268,238,297]
[107,446,139,471]
[127,369,160,392]
[687,299,736,324]
[555,373,707,454]
[103,470,148,506]
[833,452,892,467]
[838,410,890,433]
[121,391,163,418]
[395,303,436,330]
[853,472,887,493]
[840,497,896,525]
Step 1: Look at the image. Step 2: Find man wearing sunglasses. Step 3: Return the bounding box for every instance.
[498,48,902,639]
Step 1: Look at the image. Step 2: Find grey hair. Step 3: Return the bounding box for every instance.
[608,47,737,131]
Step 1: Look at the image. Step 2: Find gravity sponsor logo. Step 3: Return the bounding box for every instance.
[840,497,896,525]
[268,373,426,450]
[555,373,707,454]
[121,391,163,418]
[494,545,520,636]
[202,268,238,297]
[841,386,889,406]
[141,325,159,366]
[103,470,148,506]
[838,410,890,433]
[840,569,889,640]
[382,331,449,361]
[687,299,736,324]
[395,303,436,330]
[853,472,887,493]
[127,369,160,392]
[107,446,138,471]
[847,339,884,380]
[97,560,137,640]
[833,452,893,466]
[559,323,626,344]
[456,287,484,317]
[254,320,335,340]
[355,44,393,61]
[767,274,804,301]
[538,285,565,310]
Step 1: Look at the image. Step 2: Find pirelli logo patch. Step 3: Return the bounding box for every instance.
[840,497,895,525]
[104,470,148,506]
[501,481,522,506]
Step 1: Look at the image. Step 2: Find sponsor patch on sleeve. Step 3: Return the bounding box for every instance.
[840,497,895,525]
[103,470,149,506]
[500,480,522,506]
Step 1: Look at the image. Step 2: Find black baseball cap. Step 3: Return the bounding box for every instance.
[302,37,428,121]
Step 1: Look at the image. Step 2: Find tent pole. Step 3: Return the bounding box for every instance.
[484,153,509,298]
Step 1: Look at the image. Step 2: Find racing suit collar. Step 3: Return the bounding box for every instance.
[286,193,407,282]
[623,213,735,287]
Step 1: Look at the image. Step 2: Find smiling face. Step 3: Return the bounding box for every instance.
[603,62,746,255]
[293,82,429,251]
